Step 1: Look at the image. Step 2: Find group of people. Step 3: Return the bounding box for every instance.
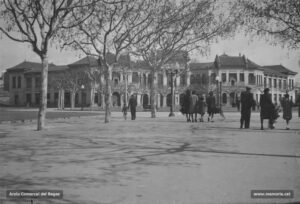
[180,90,224,122]
[240,87,293,130]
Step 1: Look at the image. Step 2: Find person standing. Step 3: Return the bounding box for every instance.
[240,87,254,129]
[128,95,137,120]
[122,104,128,120]
[206,91,216,122]
[197,95,206,122]
[281,93,293,130]
[260,88,275,130]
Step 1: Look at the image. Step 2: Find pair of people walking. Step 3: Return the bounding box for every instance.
[240,87,291,130]
[122,95,137,120]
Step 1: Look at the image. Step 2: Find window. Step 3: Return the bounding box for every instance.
[190,75,196,85]
[240,73,244,82]
[283,80,287,89]
[12,76,16,88]
[268,78,272,88]
[132,72,139,83]
[221,73,226,82]
[264,77,266,88]
[114,78,118,86]
[26,77,32,88]
[158,73,164,87]
[35,77,41,88]
[35,93,40,105]
[17,76,21,88]
[180,74,186,86]
[278,79,282,89]
[248,73,255,85]
[273,79,277,88]
[26,93,31,105]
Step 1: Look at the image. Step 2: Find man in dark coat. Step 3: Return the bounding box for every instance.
[240,86,254,129]
[260,88,275,130]
[128,95,137,120]
[206,91,216,122]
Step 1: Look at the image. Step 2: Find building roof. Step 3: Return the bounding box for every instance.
[69,53,131,67]
[218,54,260,69]
[189,62,213,71]
[6,61,68,73]
[261,65,297,76]
[69,56,98,66]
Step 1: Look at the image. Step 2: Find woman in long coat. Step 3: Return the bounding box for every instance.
[281,93,293,130]
[260,88,276,130]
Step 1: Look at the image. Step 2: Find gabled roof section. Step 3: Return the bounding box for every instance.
[189,62,214,71]
[218,54,261,70]
[6,61,68,73]
[69,53,131,67]
[261,65,297,76]
[68,56,98,67]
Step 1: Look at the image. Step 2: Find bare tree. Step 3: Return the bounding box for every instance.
[61,0,157,123]
[238,0,300,48]
[132,0,240,118]
[0,0,95,130]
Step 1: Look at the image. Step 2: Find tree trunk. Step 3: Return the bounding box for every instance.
[104,64,112,123]
[150,68,157,118]
[70,91,75,109]
[37,55,48,130]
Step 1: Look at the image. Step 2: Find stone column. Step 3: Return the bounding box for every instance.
[136,94,141,106]
[162,95,167,107]
[244,70,249,85]
[226,71,229,83]
[31,76,35,104]
[176,74,180,87]
[145,73,149,88]
[120,72,123,83]
[128,71,132,84]
[157,94,161,108]
[163,71,167,87]
[186,71,191,86]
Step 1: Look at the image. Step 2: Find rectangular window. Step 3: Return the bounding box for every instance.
[26,77,32,88]
[283,80,287,89]
[273,79,277,88]
[248,73,255,85]
[35,77,41,88]
[35,93,40,105]
[240,73,244,82]
[26,93,31,105]
[268,78,272,88]
[278,79,282,89]
[12,76,16,88]
[221,73,226,82]
[17,76,21,88]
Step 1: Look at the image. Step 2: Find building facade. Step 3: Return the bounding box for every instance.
[3,53,297,108]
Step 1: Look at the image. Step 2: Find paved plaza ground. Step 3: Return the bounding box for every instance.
[0,110,299,204]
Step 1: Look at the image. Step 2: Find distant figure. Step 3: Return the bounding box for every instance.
[128,95,137,120]
[122,104,128,120]
[281,93,293,130]
[180,89,191,122]
[197,95,206,122]
[236,96,240,111]
[206,91,216,122]
[189,91,198,122]
[297,95,300,117]
[260,88,276,130]
[240,87,254,129]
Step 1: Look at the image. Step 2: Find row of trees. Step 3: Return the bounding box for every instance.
[1,0,299,130]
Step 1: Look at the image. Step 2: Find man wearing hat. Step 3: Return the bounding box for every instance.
[240,86,254,129]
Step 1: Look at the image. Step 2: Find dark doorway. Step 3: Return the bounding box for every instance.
[143,94,149,108]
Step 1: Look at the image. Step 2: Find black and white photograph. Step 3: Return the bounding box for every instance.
[0,0,299,203]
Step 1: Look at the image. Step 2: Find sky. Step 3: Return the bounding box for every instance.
[1,32,300,81]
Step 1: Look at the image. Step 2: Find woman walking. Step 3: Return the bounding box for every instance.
[281,93,293,130]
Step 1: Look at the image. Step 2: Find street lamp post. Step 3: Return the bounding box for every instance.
[168,69,178,117]
[81,84,85,111]
[215,76,222,112]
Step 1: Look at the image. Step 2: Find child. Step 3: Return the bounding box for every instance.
[122,104,128,120]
